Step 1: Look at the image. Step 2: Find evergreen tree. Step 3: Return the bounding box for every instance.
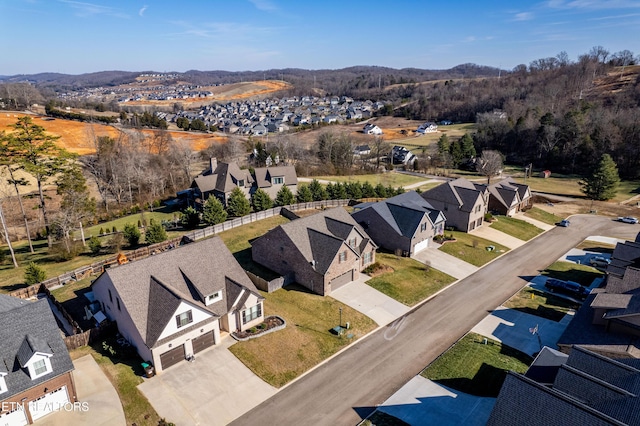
[296,184,313,202]
[361,182,377,198]
[374,183,388,198]
[309,179,328,201]
[181,206,201,229]
[345,182,362,199]
[449,139,463,167]
[145,222,167,244]
[88,236,102,255]
[202,196,227,225]
[333,182,348,199]
[227,187,251,216]
[123,223,141,247]
[252,188,273,211]
[580,154,620,201]
[325,182,336,199]
[275,186,295,206]
[460,133,476,159]
[24,262,46,285]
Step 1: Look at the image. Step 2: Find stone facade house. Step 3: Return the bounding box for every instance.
[420,178,489,232]
[0,295,77,425]
[91,237,264,373]
[352,191,446,256]
[251,208,377,296]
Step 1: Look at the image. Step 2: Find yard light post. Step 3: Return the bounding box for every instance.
[339,307,342,328]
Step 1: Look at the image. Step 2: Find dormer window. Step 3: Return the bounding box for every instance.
[238,179,245,187]
[33,359,47,375]
[205,291,222,306]
[273,176,284,184]
[26,357,52,380]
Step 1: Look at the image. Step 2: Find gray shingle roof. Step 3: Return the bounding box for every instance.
[93,237,262,348]
[16,334,51,367]
[192,162,254,194]
[0,295,74,400]
[253,165,298,188]
[421,177,486,213]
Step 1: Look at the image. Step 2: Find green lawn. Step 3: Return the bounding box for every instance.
[78,210,179,239]
[611,180,640,202]
[504,287,579,322]
[512,175,584,197]
[229,284,377,387]
[489,216,543,241]
[218,215,290,253]
[311,173,428,188]
[524,207,563,225]
[542,261,604,287]
[70,337,162,426]
[388,123,476,149]
[575,240,616,253]
[421,332,532,397]
[365,253,456,306]
[438,231,509,266]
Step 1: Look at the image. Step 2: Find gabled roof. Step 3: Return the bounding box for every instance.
[192,161,254,194]
[488,178,526,209]
[421,177,487,213]
[354,191,445,239]
[255,207,374,275]
[0,295,74,399]
[253,165,298,188]
[93,237,262,348]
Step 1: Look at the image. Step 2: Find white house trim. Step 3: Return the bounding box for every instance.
[157,301,214,341]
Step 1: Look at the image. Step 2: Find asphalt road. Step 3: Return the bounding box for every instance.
[232,215,639,426]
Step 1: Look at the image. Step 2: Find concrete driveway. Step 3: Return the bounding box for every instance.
[471,306,574,357]
[138,338,276,426]
[514,212,554,231]
[43,355,125,426]
[376,376,495,426]
[330,273,410,326]
[412,247,478,280]
[472,226,526,249]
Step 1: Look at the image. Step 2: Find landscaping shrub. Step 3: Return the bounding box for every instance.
[181,206,201,229]
[145,222,167,244]
[106,233,125,253]
[484,213,494,222]
[123,223,141,247]
[24,262,46,285]
[88,236,102,255]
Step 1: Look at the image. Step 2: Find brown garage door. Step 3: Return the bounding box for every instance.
[192,331,215,354]
[160,345,185,370]
[330,269,354,291]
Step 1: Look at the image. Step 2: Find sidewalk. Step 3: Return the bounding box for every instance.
[472,226,526,250]
[330,273,410,326]
[412,247,479,280]
[513,212,554,231]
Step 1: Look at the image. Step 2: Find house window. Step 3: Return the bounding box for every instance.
[206,292,222,305]
[273,176,284,184]
[108,289,113,303]
[420,223,427,232]
[238,179,245,187]
[175,310,193,328]
[116,297,121,311]
[348,237,357,248]
[339,251,347,263]
[363,251,373,264]
[242,304,262,324]
[33,359,48,376]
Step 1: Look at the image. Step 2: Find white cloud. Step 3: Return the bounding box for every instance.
[59,0,129,19]
[514,12,534,21]
[546,0,640,9]
[139,5,148,17]
[249,0,277,11]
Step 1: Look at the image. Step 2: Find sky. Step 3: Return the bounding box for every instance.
[1,0,639,75]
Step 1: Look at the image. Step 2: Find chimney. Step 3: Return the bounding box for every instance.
[209,157,218,174]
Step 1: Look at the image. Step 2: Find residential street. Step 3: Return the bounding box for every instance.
[232,216,639,426]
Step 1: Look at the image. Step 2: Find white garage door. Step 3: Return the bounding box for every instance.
[414,238,430,253]
[0,407,28,426]
[29,385,69,421]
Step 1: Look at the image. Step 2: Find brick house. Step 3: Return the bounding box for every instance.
[352,191,446,256]
[0,295,77,425]
[251,165,298,199]
[487,178,532,216]
[251,208,377,296]
[420,177,489,232]
[91,237,264,373]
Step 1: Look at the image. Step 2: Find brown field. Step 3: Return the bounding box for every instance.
[0,113,227,155]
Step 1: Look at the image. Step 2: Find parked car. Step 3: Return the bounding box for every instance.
[544,278,589,300]
[618,216,639,224]
[589,256,611,268]
[557,219,571,227]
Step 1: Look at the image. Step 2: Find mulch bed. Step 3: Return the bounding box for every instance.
[233,315,285,340]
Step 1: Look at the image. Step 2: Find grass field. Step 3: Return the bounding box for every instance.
[311,173,429,188]
[489,216,543,241]
[80,210,180,239]
[524,207,563,225]
[542,261,604,287]
[365,253,456,306]
[438,231,509,266]
[512,173,640,202]
[229,284,377,387]
[383,123,476,148]
[421,332,532,397]
[504,287,579,322]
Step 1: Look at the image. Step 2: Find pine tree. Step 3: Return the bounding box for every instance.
[252,189,273,212]
[202,196,227,225]
[145,222,167,244]
[123,223,141,247]
[24,262,46,285]
[296,184,313,202]
[308,179,328,201]
[580,154,620,201]
[227,187,251,217]
[275,186,295,206]
[180,206,201,229]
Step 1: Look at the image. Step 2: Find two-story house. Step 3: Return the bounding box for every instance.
[421,178,489,232]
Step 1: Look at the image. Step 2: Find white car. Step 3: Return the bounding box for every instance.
[618,216,639,224]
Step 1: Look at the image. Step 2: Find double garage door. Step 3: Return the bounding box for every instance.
[29,385,70,422]
[330,269,354,291]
